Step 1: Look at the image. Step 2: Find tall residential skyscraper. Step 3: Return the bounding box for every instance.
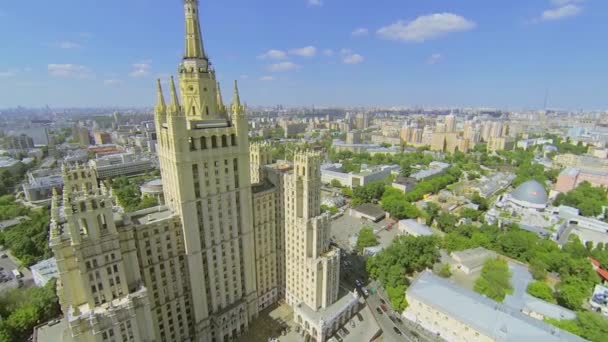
[51,2,359,342]
[154,0,258,339]
[445,114,456,133]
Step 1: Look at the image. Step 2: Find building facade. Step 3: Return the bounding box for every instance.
[51,2,359,342]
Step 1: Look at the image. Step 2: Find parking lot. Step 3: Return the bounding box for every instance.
[0,248,33,292]
[330,214,400,253]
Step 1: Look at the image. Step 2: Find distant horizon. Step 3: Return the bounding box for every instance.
[1,0,607,109]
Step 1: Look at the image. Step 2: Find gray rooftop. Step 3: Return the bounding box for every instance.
[352,203,385,219]
[511,180,548,206]
[407,271,586,342]
[399,219,433,236]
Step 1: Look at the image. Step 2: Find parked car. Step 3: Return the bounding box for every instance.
[0,254,8,259]
[380,304,388,312]
[376,307,383,315]
[380,298,386,305]
[393,327,402,335]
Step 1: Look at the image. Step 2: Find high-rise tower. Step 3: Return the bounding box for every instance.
[155,0,258,340]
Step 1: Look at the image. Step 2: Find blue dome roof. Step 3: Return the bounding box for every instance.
[511,180,548,206]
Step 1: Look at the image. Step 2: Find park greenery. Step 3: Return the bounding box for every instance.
[527,281,556,303]
[474,258,513,302]
[328,149,434,178]
[108,175,160,212]
[442,223,601,310]
[544,134,589,156]
[555,181,608,217]
[0,196,29,221]
[381,167,462,220]
[546,311,608,342]
[0,206,51,267]
[367,235,439,311]
[356,227,379,252]
[320,205,339,215]
[0,168,27,197]
[0,279,61,342]
[437,264,452,278]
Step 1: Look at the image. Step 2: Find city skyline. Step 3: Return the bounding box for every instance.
[1,0,607,110]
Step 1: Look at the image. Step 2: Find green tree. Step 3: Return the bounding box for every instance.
[436,213,458,232]
[356,227,379,252]
[557,277,590,310]
[437,264,452,278]
[386,285,408,311]
[527,281,556,303]
[459,208,482,222]
[554,181,608,217]
[474,258,513,302]
[330,179,342,188]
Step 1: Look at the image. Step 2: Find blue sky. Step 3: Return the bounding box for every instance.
[0,0,606,109]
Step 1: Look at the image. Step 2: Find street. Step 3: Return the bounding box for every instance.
[0,247,35,293]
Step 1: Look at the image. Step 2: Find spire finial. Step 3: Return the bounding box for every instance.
[156,79,167,115]
[217,82,226,115]
[168,76,181,115]
[232,80,244,116]
[184,0,206,59]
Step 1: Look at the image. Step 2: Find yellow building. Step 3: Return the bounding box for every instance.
[487,136,515,152]
[51,2,357,342]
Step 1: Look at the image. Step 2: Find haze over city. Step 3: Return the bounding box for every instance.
[1,0,607,109]
[0,1,607,342]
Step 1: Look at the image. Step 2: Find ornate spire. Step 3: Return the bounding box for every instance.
[168,76,181,115]
[184,0,206,59]
[232,80,245,116]
[155,79,167,115]
[216,82,226,115]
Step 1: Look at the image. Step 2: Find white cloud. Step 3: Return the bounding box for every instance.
[0,70,17,78]
[48,64,93,79]
[323,49,334,56]
[103,79,123,86]
[551,0,584,5]
[540,4,582,21]
[268,62,301,72]
[340,48,353,55]
[129,61,151,77]
[308,0,322,6]
[56,41,82,49]
[426,53,443,65]
[289,46,317,57]
[377,13,476,43]
[240,75,249,79]
[259,76,276,81]
[258,49,288,60]
[343,54,364,65]
[351,28,369,37]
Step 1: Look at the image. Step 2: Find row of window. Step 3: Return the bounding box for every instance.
[188,134,237,151]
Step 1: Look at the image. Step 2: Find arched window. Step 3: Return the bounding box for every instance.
[200,137,207,149]
[211,136,217,148]
[205,106,209,116]
[192,106,196,116]
[221,135,228,147]
[231,134,237,146]
[97,214,107,230]
[189,137,196,151]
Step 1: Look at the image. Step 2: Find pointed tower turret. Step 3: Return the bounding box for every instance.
[168,76,181,116]
[217,82,227,115]
[155,79,167,116]
[232,80,245,116]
